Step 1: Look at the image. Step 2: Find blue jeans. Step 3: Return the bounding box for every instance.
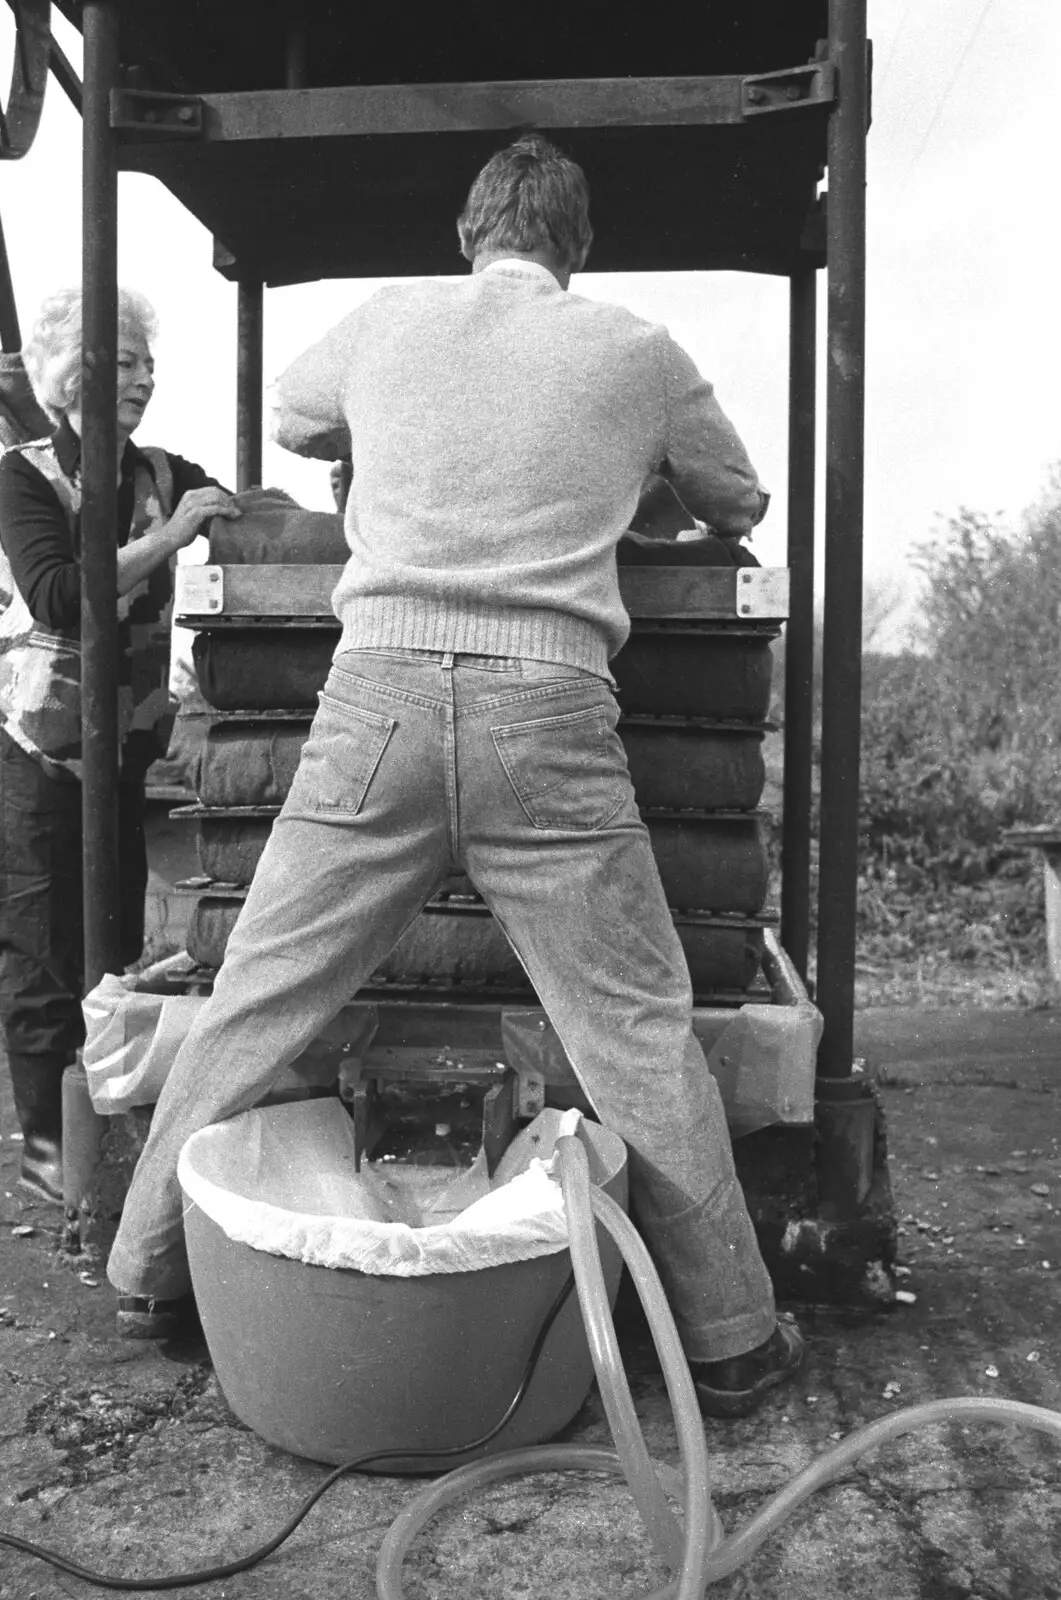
[108,650,775,1361]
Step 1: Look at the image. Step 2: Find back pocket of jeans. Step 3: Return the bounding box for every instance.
[286,693,396,815]
[492,703,629,830]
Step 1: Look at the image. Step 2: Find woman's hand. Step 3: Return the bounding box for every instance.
[162,486,242,551]
[116,486,241,596]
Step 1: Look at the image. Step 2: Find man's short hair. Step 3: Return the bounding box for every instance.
[457,134,593,275]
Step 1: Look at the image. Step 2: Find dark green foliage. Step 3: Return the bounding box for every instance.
[773,479,1061,983]
[854,483,1061,971]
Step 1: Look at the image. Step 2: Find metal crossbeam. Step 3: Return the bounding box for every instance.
[174,564,791,624]
[114,76,765,141]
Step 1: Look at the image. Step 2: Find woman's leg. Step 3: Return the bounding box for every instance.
[0,729,83,1200]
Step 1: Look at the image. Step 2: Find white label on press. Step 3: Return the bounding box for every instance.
[175,564,224,616]
[737,568,790,619]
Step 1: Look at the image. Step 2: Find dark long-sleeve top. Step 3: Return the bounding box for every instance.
[0,415,218,630]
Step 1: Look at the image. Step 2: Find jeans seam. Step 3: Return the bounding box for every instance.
[327,666,444,714]
[463,683,616,718]
[491,703,617,740]
[443,659,460,860]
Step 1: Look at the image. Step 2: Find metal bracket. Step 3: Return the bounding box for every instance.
[736,568,790,621]
[110,88,203,138]
[741,61,835,118]
[514,1067,546,1121]
[175,564,224,616]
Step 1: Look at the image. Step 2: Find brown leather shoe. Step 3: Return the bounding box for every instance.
[116,1294,199,1341]
[690,1315,805,1419]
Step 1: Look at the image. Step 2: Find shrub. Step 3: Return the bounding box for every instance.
[852,481,1061,971]
[774,474,1061,977]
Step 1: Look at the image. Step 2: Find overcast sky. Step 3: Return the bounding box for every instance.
[0,0,1057,634]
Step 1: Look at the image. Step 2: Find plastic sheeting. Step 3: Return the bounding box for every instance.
[502,994,820,1138]
[703,1003,821,1137]
[82,976,205,1111]
[80,971,367,1113]
[177,1100,605,1277]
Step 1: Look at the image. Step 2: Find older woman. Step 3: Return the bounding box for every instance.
[0,287,239,1204]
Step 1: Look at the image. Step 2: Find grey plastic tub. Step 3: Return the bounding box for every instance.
[182,1110,627,1469]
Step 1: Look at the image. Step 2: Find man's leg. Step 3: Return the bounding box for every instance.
[107,656,453,1304]
[457,664,786,1372]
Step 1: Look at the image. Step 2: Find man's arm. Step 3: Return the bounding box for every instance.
[656,336,769,537]
[270,317,356,461]
[628,474,697,541]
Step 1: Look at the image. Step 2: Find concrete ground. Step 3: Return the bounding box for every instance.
[1,1007,1060,1599]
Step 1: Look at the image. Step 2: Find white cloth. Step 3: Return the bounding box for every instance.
[177,1101,595,1278]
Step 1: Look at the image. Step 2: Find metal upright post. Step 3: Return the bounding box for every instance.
[236,280,263,491]
[231,10,308,490]
[817,0,867,1072]
[780,267,817,982]
[815,0,876,1212]
[80,0,121,987]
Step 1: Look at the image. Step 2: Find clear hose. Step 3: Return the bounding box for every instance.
[377,1130,1061,1600]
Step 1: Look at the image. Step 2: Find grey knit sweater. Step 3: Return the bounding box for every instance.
[272,260,766,677]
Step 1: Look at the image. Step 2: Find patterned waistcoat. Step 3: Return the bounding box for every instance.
[0,438,174,780]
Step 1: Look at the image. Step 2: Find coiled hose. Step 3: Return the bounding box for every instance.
[376,1131,1061,1600]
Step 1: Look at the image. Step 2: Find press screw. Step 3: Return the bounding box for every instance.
[177,106,195,123]
[746,87,766,105]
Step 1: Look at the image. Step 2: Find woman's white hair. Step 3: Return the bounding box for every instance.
[23,286,159,423]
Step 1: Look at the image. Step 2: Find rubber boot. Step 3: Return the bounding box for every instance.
[7,1053,69,1205]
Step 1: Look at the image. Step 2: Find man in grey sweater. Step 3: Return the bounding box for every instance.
[108,134,803,1417]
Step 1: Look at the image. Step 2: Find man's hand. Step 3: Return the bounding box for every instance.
[629,474,698,541]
